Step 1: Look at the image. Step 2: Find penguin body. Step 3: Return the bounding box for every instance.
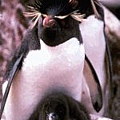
[80,15,107,115]
[4,38,85,120]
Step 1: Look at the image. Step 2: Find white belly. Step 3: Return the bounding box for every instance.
[80,15,106,116]
[4,38,85,120]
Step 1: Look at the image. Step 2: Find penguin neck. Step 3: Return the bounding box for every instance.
[39,37,81,52]
[39,27,82,47]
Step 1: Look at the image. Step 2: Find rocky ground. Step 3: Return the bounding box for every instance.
[0,0,120,119]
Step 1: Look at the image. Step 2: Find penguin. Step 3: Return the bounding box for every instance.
[79,1,113,116]
[0,0,112,119]
[28,92,90,120]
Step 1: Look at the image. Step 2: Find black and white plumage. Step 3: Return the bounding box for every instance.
[28,92,90,120]
[0,0,112,119]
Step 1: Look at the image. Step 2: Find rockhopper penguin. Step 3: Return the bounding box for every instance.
[0,0,110,119]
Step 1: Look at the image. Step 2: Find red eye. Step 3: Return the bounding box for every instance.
[61,20,65,26]
[69,0,78,8]
[69,0,73,3]
[43,16,56,28]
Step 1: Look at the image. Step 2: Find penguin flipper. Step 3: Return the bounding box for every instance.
[0,27,40,119]
[0,53,24,119]
[83,55,103,112]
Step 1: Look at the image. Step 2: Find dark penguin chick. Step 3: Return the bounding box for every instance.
[28,92,90,120]
[1,0,104,120]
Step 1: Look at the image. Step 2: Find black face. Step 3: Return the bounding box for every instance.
[28,93,90,120]
[31,0,82,46]
[38,16,81,46]
[34,0,79,16]
[42,99,67,120]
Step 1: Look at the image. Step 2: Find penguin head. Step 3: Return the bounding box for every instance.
[25,0,102,46]
[28,93,90,120]
[27,0,84,46]
[40,96,67,120]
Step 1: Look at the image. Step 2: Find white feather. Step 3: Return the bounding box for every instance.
[80,15,106,116]
[4,38,85,120]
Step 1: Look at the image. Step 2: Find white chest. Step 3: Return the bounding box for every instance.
[80,15,106,116]
[4,38,85,120]
[21,38,85,99]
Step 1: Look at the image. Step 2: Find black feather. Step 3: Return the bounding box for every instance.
[28,92,90,120]
[33,0,79,16]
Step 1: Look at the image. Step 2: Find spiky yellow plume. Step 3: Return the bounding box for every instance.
[24,6,85,28]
